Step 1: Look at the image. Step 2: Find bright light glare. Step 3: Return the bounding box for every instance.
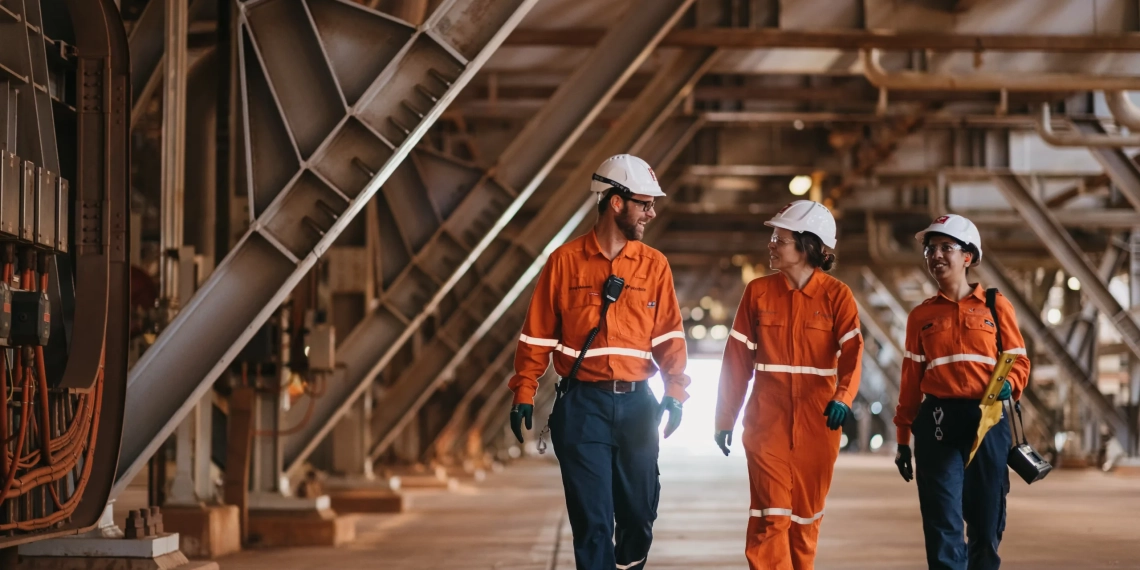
[690,325,708,340]
[870,401,882,415]
[709,325,729,340]
[789,175,812,196]
[870,434,884,450]
[1047,308,1062,325]
[690,307,705,321]
[700,296,714,310]
[839,434,849,449]
[1067,276,1081,291]
[648,358,751,457]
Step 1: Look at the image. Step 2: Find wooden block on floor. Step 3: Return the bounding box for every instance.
[327,488,407,513]
[162,504,241,559]
[16,551,210,570]
[247,508,356,548]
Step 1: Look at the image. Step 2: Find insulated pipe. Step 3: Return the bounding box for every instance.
[1104,91,1140,131]
[1035,103,1140,148]
[860,48,1140,92]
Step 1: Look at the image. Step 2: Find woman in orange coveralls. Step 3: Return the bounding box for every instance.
[715,200,863,570]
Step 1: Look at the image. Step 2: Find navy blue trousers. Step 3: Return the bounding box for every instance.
[550,382,660,570]
[914,396,1011,570]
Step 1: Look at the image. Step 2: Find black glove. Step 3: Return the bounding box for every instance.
[715,430,733,456]
[657,396,683,439]
[823,401,850,431]
[895,444,913,482]
[998,380,1012,401]
[510,403,533,444]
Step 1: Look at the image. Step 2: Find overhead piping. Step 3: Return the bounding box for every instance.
[1104,90,1140,131]
[1035,103,1140,147]
[860,48,1140,91]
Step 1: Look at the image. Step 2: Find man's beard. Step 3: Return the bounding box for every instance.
[615,204,644,241]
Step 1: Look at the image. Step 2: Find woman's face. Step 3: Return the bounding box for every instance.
[768,228,805,272]
[924,235,972,281]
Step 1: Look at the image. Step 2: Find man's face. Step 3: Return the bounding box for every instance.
[613,193,657,241]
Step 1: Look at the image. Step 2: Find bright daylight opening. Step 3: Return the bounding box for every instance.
[648,357,751,458]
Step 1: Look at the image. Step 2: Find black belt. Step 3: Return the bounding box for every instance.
[579,380,641,393]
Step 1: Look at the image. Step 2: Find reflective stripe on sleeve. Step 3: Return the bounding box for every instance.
[519,334,559,347]
[730,329,756,350]
[905,351,926,363]
[838,328,861,345]
[651,330,686,347]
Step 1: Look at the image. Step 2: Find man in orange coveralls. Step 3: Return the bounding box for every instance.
[716,200,863,570]
[507,154,690,570]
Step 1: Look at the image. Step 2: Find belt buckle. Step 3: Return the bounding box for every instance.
[611,380,621,393]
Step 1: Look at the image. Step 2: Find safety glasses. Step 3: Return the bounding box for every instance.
[623,196,655,212]
[769,233,795,247]
[923,243,964,257]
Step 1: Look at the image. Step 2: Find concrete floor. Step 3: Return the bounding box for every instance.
[215,451,1140,569]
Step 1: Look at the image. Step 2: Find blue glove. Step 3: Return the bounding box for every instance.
[823,401,850,430]
[715,430,732,456]
[998,380,1012,401]
[657,396,683,439]
[510,404,533,443]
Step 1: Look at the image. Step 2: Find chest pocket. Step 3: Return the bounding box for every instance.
[753,309,786,360]
[964,314,997,355]
[562,278,602,342]
[618,274,654,341]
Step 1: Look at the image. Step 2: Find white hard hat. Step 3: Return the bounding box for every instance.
[915,214,982,265]
[590,154,665,199]
[764,200,837,249]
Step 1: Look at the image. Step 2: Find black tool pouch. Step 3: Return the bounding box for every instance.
[1006,400,1053,484]
[985,288,1052,484]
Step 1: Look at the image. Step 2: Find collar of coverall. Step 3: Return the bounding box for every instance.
[933,283,985,304]
[583,228,641,261]
[776,266,824,298]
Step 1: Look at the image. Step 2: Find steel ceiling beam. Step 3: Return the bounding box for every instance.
[361,51,716,463]
[974,254,1130,444]
[280,0,701,476]
[114,0,540,499]
[503,27,1140,53]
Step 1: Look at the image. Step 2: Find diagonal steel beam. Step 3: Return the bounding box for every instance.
[974,254,1130,440]
[280,0,701,475]
[360,52,715,463]
[994,174,1140,363]
[115,0,540,499]
[1074,120,1140,210]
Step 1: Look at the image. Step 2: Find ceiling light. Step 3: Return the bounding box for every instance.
[789,175,812,196]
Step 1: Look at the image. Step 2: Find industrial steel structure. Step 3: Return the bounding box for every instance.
[2,0,1140,566]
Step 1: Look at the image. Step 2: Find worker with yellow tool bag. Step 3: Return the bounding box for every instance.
[893,214,1030,570]
[507,155,690,570]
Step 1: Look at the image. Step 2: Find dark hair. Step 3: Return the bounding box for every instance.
[792,231,836,272]
[596,187,631,214]
[922,232,979,269]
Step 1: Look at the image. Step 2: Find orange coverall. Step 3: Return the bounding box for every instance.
[894,285,1030,444]
[508,229,690,405]
[717,269,863,570]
